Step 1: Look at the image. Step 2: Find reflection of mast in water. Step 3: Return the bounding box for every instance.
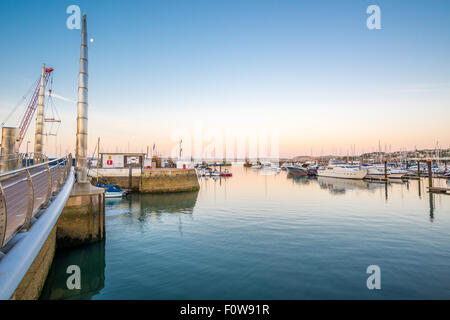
[224,174,227,201]
[178,214,183,237]
[214,174,217,204]
[418,179,422,199]
[429,192,434,222]
[384,182,388,202]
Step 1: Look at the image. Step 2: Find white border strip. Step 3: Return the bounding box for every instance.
[0,168,74,300]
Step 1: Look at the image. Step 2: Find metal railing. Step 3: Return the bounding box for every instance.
[0,154,72,250]
[0,152,50,173]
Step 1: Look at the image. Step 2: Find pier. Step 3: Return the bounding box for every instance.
[428,187,450,195]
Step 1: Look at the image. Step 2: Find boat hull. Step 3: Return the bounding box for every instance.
[105,191,126,198]
[318,167,367,180]
[286,166,308,176]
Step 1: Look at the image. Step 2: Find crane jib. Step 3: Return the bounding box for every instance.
[16,68,53,148]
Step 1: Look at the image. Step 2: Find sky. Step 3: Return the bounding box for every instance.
[0,0,449,158]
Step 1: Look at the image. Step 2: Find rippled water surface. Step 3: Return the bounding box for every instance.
[41,167,450,299]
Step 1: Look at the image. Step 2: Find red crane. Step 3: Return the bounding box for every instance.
[16,68,54,148]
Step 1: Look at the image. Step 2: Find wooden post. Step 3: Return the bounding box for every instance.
[417,160,421,178]
[384,159,388,182]
[427,158,432,188]
[128,165,132,190]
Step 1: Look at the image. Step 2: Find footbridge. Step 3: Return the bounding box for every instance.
[0,13,104,300]
[0,156,75,299]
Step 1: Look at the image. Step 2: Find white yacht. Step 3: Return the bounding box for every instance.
[317,164,367,180]
[262,162,281,172]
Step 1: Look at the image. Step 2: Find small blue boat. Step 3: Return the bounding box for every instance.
[96,182,128,198]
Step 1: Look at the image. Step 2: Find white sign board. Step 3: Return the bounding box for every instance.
[102,155,124,168]
[127,156,140,164]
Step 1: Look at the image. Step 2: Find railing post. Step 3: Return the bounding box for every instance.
[0,182,7,249]
[23,169,34,230]
[66,155,71,180]
[56,160,62,191]
[62,158,67,181]
[44,163,52,207]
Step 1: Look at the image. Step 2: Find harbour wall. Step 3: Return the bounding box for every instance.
[140,169,200,193]
[10,227,56,300]
[9,181,105,300]
[91,168,200,193]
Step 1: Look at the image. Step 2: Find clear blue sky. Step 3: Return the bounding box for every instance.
[1,0,449,157]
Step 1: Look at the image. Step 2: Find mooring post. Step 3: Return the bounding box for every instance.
[417,160,421,178]
[427,158,432,188]
[384,159,388,182]
[129,165,132,190]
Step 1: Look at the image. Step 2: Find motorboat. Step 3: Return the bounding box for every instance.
[220,169,232,177]
[317,164,367,180]
[97,182,128,198]
[280,162,292,170]
[211,169,220,176]
[286,165,308,176]
[262,162,281,172]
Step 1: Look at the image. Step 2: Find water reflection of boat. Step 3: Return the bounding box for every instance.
[287,173,315,184]
[136,191,199,214]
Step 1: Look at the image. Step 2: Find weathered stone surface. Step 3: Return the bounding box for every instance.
[10,227,56,300]
[139,169,199,193]
[56,183,105,248]
[98,169,200,193]
[98,175,140,191]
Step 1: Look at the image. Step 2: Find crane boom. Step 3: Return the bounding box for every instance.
[16,68,53,148]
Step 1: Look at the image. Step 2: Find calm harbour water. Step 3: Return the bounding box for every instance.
[41,166,450,299]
